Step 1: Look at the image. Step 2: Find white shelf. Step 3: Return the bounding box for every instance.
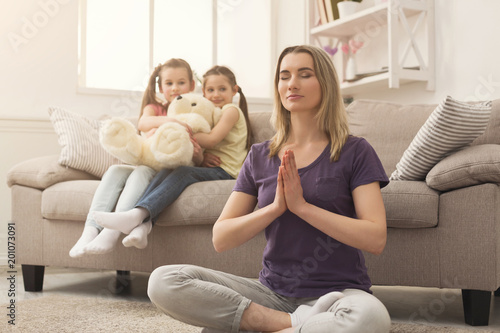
[307,0,435,96]
[340,72,424,95]
[310,3,424,38]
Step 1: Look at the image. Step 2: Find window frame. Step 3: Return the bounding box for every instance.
[77,0,275,103]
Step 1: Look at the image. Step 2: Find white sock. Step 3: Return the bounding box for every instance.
[83,228,122,255]
[69,226,99,258]
[289,291,344,326]
[122,221,152,249]
[93,208,149,234]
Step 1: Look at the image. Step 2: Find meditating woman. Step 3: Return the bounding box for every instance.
[147,45,391,332]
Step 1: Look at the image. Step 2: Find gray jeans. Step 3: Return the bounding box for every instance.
[148,264,391,333]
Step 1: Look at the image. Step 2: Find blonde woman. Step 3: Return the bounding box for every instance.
[147,45,391,333]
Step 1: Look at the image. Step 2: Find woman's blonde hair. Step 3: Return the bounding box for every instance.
[269,45,349,162]
[140,58,193,119]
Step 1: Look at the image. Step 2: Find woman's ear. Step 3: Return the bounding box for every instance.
[232,84,239,96]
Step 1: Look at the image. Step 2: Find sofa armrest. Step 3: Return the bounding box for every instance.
[7,155,98,190]
[426,144,500,191]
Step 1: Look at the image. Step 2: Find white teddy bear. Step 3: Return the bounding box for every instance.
[99,93,221,171]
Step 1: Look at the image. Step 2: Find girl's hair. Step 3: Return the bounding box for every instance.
[269,45,349,162]
[202,65,253,151]
[140,58,193,118]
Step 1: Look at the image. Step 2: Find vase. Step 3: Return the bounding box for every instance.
[345,53,357,81]
[337,1,361,19]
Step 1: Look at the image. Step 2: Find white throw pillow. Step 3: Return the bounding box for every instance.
[48,107,122,178]
[390,96,492,181]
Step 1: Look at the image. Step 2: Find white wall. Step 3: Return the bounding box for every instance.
[1,0,500,260]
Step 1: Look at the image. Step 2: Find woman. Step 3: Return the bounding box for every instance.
[147,45,391,333]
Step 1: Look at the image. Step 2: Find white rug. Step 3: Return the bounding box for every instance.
[2,295,494,332]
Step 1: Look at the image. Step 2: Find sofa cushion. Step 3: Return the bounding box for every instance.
[155,180,237,227]
[42,180,100,221]
[426,144,500,191]
[390,96,492,181]
[49,107,123,178]
[347,99,436,177]
[41,179,236,226]
[382,181,439,228]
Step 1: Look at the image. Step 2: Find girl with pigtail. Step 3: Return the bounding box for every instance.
[90,65,253,251]
[70,58,199,257]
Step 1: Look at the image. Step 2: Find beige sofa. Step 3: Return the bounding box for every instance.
[7,99,500,326]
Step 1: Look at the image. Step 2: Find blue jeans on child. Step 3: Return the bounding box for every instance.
[135,166,233,224]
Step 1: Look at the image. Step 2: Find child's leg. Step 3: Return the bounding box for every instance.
[122,220,152,249]
[135,166,233,224]
[94,167,172,233]
[69,165,135,257]
[93,208,149,235]
[69,226,99,258]
[85,166,157,254]
[83,228,122,255]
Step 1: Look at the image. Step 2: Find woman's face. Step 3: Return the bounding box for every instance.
[278,52,322,113]
[159,67,194,103]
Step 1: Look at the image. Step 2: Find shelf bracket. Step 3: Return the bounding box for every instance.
[398,7,427,71]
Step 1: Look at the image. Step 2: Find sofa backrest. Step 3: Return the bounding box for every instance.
[248,111,274,144]
[346,98,500,177]
[471,98,500,146]
[347,100,437,177]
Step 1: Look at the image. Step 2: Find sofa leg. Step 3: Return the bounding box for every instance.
[495,287,500,297]
[462,289,491,326]
[114,270,131,294]
[21,265,45,292]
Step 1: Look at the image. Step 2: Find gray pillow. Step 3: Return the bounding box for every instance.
[426,144,500,191]
[390,96,492,181]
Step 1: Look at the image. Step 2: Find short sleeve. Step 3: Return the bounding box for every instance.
[233,145,258,196]
[351,138,389,191]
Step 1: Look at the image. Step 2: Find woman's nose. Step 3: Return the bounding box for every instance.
[288,76,298,90]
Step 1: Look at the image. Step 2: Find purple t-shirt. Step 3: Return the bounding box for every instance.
[233,136,389,297]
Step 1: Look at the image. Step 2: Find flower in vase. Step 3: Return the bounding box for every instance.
[349,40,364,54]
[342,39,364,55]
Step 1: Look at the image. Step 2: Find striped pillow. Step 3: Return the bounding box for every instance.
[390,96,492,181]
[49,107,122,178]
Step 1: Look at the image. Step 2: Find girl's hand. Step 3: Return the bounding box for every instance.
[182,122,194,137]
[281,150,307,213]
[145,128,157,138]
[191,138,204,166]
[201,152,221,167]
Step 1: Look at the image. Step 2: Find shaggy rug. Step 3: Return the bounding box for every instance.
[1,295,495,332]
